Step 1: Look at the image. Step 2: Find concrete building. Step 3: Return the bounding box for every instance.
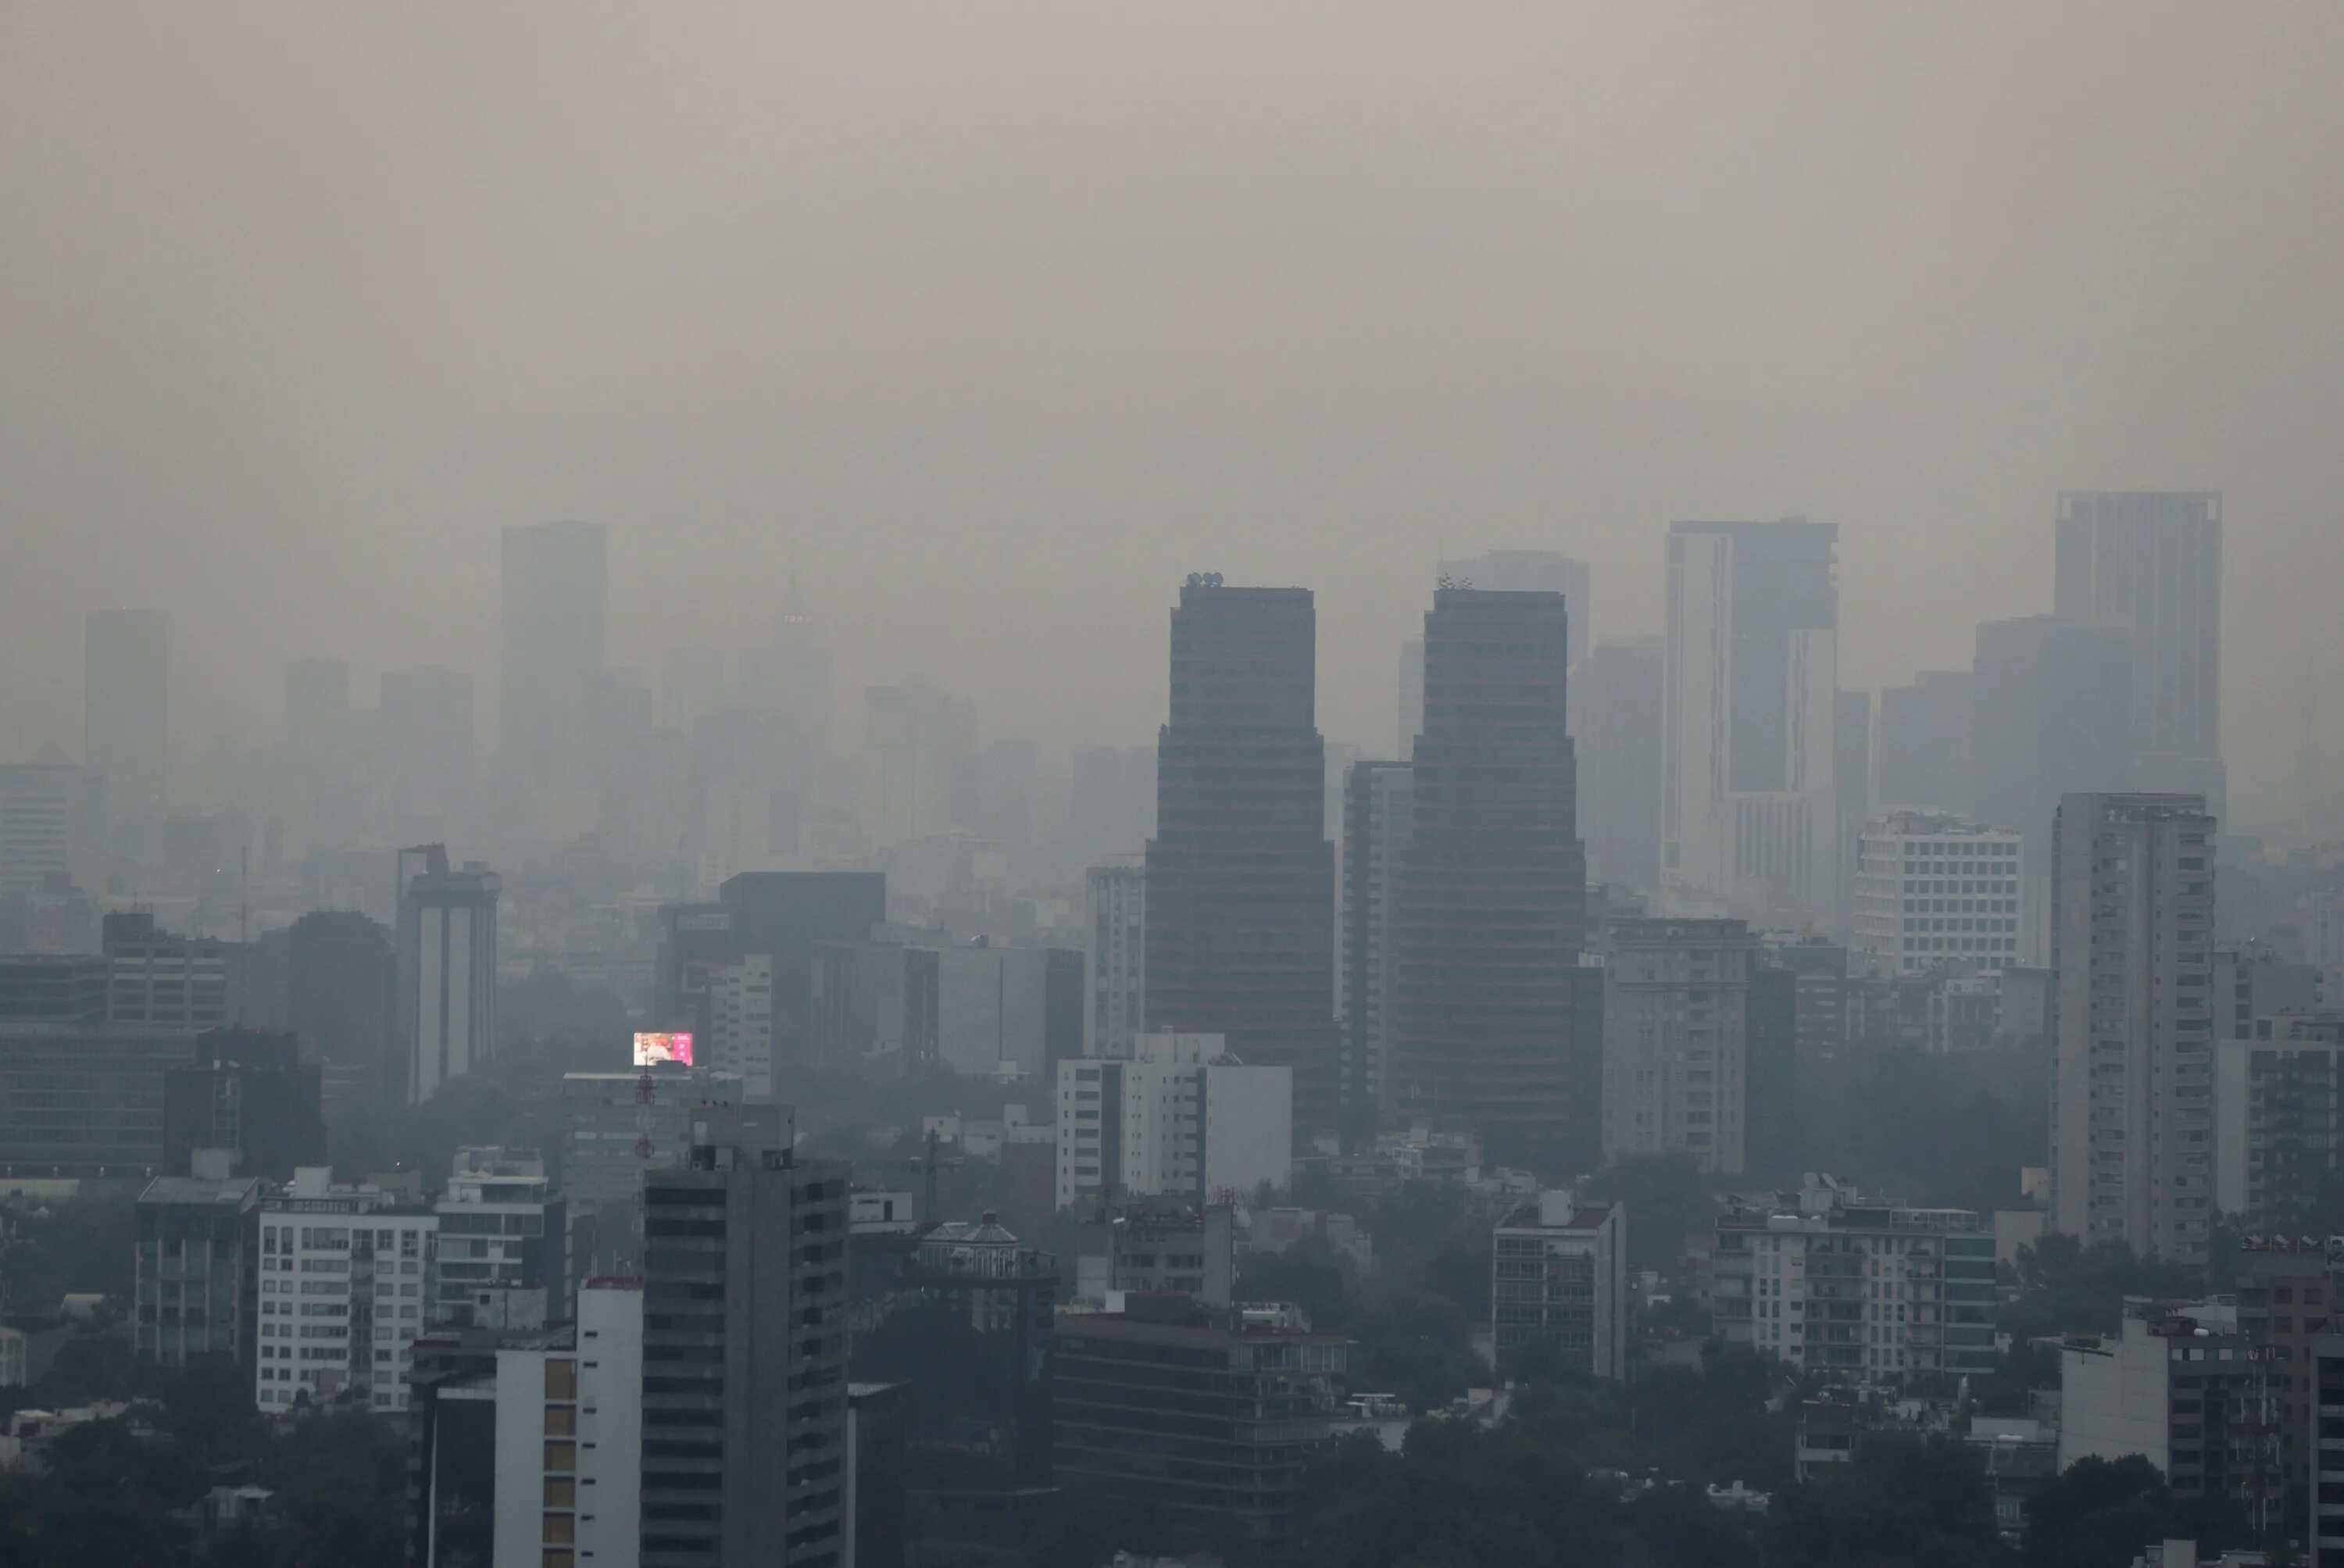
[1491,1191,1627,1379]
[406,1282,644,1568]
[1601,918,1756,1173]
[1083,864,1145,1059]
[1392,588,1588,1167]
[932,943,1083,1081]
[84,607,170,847]
[434,1147,567,1330]
[1339,761,1413,1134]
[499,521,608,791]
[1145,578,1336,1141]
[1074,1204,1238,1307]
[1054,1032,1292,1213]
[2060,1302,2281,1534]
[2213,944,2323,1034]
[0,1020,195,1175]
[102,911,244,1029]
[716,870,887,1065]
[559,1068,744,1275]
[255,1167,439,1414]
[1849,812,2027,976]
[0,759,103,901]
[1579,637,1664,895]
[162,1028,325,1181]
[2048,794,2217,1263]
[396,845,500,1107]
[2055,491,2224,809]
[134,1164,264,1368]
[1661,520,1839,926]
[2214,1015,2344,1227]
[272,910,392,1121]
[1710,1177,1996,1387]
[703,952,775,1099]
[1053,1296,1345,1549]
[1971,614,2134,964]
[1875,670,1974,816]
[638,1105,849,1568]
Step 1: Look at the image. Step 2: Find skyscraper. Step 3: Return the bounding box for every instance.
[1392,588,1588,1163]
[379,665,476,830]
[2048,793,2217,1264]
[1971,616,2133,963]
[2054,491,2224,808]
[1661,520,1839,925]
[1339,759,1413,1133]
[395,845,499,1106]
[1435,551,1593,673]
[639,1105,849,1568]
[498,522,607,788]
[1578,637,1663,893]
[1144,578,1335,1138]
[83,607,169,843]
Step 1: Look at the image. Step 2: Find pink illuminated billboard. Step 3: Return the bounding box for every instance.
[633,1031,694,1067]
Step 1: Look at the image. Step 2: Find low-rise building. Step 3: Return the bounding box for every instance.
[134,1159,263,1368]
[1490,1191,1628,1379]
[1053,1295,1345,1549]
[1710,1176,1996,1388]
[1074,1204,1237,1308]
[1055,1033,1291,1213]
[433,1147,566,1330]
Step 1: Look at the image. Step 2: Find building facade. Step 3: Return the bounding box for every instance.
[2048,793,2217,1263]
[134,1169,263,1368]
[2214,1016,2344,1228]
[1144,579,1335,1139]
[1661,520,1839,926]
[434,1147,568,1330]
[2054,491,2224,809]
[255,1168,439,1414]
[1578,637,1664,895]
[638,1105,849,1568]
[1710,1179,1996,1388]
[0,760,103,901]
[1391,588,1587,1166]
[396,845,500,1107]
[1084,864,1145,1059]
[1339,760,1412,1134]
[1601,918,1756,1173]
[1849,812,2027,976]
[1054,1033,1292,1213]
[1491,1192,1627,1378]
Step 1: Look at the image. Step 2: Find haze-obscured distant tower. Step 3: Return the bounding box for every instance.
[1579,638,1663,893]
[84,608,170,846]
[2054,491,2224,810]
[380,666,476,831]
[1661,520,1838,926]
[0,755,105,899]
[498,522,607,789]
[1392,588,1588,1165]
[2048,792,2216,1264]
[1340,759,1413,1131]
[1144,578,1335,1140]
[1876,670,1973,815]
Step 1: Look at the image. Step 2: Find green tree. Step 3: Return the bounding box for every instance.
[2022,1455,2250,1568]
[1763,1435,2012,1568]
[1582,1154,1723,1276]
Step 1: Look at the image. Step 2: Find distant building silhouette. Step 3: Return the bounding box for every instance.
[498,522,606,789]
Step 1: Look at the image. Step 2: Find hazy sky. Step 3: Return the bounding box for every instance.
[5,4,2342,826]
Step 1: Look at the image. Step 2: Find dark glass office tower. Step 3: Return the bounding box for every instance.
[1144,578,1335,1138]
[1392,588,1588,1166]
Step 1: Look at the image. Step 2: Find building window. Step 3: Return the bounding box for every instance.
[545,1359,577,1400]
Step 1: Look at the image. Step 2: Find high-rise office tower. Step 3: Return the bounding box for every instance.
[640,1105,849,1568]
[498,522,607,788]
[1437,551,1592,670]
[1392,588,1588,1163]
[395,845,500,1106]
[1395,640,1424,759]
[1876,670,1974,814]
[379,665,476,830]
[1144,578,1336,1138]
[1084,865,1145,1057]
[1340,760,1413,1133]
[0,756,104,899]
[284,657,351,753]
[1662,520,1839,925]
[83,608,170,843]
[2048,793,2217,1264]
[1578,638,1663,893]
[1601,917,1756,1173]
[2055,492,2224,809]
[1972,616,2133,963]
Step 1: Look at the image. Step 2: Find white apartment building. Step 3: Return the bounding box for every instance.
[1850,812,2026,976]
[1056,1032,1292,1212]
[491,1284,642,1568]
[1084,865,1145,1057]
[2049,793,2218,1265]
[705,953,775,1099]
[255,1167,438,1414]
[1492,1191,1628,1379]
[1601,919,1755,1174]
[434,1147,566,1330]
